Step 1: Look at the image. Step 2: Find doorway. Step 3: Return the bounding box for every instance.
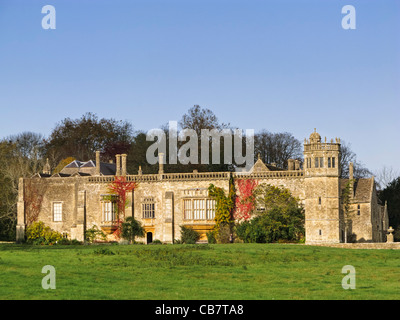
[146,232,153,244]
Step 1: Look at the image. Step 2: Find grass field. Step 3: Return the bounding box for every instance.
[1,243,400,300]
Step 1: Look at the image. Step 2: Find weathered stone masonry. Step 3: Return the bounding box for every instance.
[16,130,389,244]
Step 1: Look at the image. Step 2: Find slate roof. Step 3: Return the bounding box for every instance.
[60,159,116,176]
[340,178,374,203]
[95,161,117,176]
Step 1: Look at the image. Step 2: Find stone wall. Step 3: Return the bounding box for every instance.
[16,169,385,245]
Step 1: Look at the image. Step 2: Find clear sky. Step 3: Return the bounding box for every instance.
[0,0,399,173]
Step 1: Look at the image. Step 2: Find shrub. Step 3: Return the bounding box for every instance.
[235,184,305,243]
[206,230,216,244]
[26,221,62,245]
[93,248,115,255]
[85,225,107,243]
[121,217,145,244]
[215,223,232,244]
[235,206,305,243]
[57,238,83,245]
[180,226,200,244]
[149,239,163,245]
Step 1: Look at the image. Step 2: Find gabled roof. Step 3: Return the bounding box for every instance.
[59,159,116,176]
[64,160,83,168]
[249,155,283,173]
[80,160,95,168]
[251,157,269,172]
[340,178,375,203]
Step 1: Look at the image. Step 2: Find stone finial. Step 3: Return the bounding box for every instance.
[138,166,142,175]
[387,226,395,243]
[43,158,51,175]
[309,129,321,144]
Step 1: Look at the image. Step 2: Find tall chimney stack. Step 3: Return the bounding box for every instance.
[349,162,354,197]
[95,151,101,176]
[288,159,295,171]
[295,159,300,170]
[121,154,127,176]
[158,153,164,174]
[116,154,121,176]
[349,162,354,180]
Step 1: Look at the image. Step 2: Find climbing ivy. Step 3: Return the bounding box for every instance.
[107,176,138,238]
[208,175,236,243]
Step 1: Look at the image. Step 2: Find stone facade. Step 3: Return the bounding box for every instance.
[16,130,389,244]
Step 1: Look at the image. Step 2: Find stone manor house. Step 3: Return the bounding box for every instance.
[16,130,389,244]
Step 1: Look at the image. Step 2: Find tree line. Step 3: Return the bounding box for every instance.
[0,105,394,240]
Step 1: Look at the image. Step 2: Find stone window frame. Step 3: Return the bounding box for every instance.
[306,158,312,168]
[327,157,336,168]
[183,198,216,221]
[142,197,155,219]
[52,201,63,222]
[100,194,118,223]
[315,157,319,168]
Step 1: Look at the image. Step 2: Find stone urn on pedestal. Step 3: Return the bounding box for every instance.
[387,226,395,243]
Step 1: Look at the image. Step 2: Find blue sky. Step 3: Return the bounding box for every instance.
[0,0,399,173]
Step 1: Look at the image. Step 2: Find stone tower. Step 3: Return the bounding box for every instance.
[303,129,342,244]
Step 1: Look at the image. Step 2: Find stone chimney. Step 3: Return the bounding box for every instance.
[295,159,300,170]
[288,159,295,171]
[116,154,121,176]
[121,154,127,176]
[158,153,164,174]
[95,151,101,176]
[349,162,354,197]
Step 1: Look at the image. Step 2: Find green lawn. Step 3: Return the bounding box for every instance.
[0,243,399,300]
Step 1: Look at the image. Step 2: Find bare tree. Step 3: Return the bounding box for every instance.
[374,166,400,190]
[0,137,45,239]
[179,105,230,135]
[254,130,302,169]
[339,140,372,179]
